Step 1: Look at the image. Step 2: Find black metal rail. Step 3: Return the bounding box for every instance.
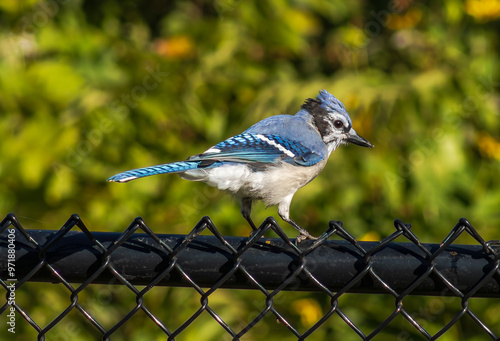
[1,226,499,296]
[1,213,499,340]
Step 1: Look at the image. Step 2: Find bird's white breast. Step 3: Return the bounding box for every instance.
[181,159,328,206]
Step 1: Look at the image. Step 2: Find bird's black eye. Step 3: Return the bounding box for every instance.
[333,120,344,129]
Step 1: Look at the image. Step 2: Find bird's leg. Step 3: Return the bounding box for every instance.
[285,218,317,243]
[241,197,258,231]
[278,198,317,243]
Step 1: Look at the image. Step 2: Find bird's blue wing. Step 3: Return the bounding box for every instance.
[188,133,323,166]
[108,133,324,183]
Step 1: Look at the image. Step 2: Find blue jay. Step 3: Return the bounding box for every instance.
[108,90,373,242]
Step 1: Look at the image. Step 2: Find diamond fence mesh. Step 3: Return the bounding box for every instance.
[1,213,500,340]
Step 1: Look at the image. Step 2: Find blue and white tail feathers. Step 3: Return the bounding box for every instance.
[107,161,202,183]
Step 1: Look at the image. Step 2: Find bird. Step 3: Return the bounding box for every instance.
[107,90,373,242]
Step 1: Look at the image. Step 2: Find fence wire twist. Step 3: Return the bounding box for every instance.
[1,213,500,340]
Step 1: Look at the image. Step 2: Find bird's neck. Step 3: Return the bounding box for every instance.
[295,109,340,156]
[295,108,320,133]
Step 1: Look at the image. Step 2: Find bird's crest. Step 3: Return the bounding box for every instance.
[302,89,347,114]
[301,90,352,138]
[317,89,347,112]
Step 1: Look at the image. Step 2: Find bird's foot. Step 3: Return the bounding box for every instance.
[249,228,261,239]
[295,232,318,244]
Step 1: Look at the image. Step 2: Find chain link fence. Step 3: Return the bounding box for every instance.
[1,213,500,340]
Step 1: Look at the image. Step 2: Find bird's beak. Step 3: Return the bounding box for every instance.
[346,128,374,148]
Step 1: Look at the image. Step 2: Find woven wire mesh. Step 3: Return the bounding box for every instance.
[1,213,500,340]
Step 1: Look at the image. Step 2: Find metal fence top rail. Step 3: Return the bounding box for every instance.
[1,213,500,340]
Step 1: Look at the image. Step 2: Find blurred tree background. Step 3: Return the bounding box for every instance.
[1,0,500,340]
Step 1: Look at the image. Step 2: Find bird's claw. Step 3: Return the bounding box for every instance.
[249,229,260,239]
[295,232,318,244]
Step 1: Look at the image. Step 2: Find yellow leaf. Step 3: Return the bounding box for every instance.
[477,132,500,161]
[291,298,322,326]
[387,8,423,30]
[466,0,500,21]
[154,35,195,59]
[359,231,381,241]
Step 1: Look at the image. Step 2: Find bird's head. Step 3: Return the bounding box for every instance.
[301,89,373,150]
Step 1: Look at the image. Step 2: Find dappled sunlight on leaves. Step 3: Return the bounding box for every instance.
[1,0,499,339]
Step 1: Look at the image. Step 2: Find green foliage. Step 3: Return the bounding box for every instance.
[1,0,499,339]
